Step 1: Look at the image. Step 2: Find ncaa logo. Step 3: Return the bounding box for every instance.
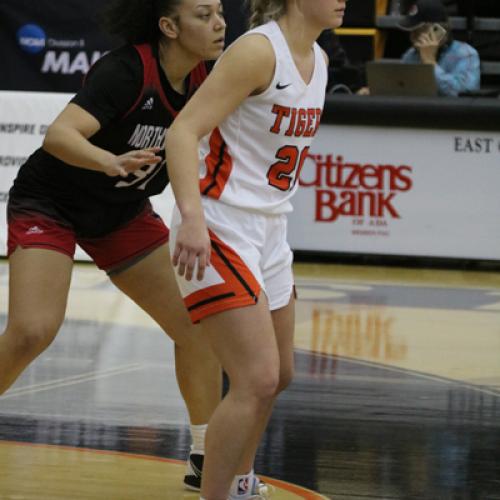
[17,24,46,54]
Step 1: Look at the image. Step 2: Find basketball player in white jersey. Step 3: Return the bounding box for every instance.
[166,1,347,498]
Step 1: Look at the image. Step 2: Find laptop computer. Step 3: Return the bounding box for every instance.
[366,60,438,97]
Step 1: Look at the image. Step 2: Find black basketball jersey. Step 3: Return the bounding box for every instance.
[9,44,207,238]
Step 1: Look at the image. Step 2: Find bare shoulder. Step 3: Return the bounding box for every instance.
[232,33,275,57]
[211,33,276,94]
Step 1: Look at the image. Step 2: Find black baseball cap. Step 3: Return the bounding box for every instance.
[398,0,448,30]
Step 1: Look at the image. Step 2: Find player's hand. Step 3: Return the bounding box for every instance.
[172,214,211,281]
[102,147,162,177]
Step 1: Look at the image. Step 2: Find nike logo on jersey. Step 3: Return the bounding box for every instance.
[276,82,292,90]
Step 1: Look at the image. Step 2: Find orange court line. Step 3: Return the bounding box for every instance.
[0,440,329,499]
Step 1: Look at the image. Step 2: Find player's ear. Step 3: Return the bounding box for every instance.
[159,16,179,40]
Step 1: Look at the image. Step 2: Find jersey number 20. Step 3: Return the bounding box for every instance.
[267,145,310,191]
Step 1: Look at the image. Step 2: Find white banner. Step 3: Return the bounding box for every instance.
[2,92,500,261]
[0,91,174,261]
[0,91,71,255]
[290,125,500,260]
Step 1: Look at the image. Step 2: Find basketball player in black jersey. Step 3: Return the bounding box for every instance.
[0,0,225,491]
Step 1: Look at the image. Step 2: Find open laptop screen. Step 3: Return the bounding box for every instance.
[367,60,438,97]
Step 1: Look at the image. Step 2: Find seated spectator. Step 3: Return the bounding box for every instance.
[398,0,481,96]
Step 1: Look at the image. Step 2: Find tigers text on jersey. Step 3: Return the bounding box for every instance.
[199,21,328,215]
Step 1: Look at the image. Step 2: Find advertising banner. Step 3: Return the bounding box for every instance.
[0,91,72,255]
[290,125,500,261]
[0,0,115,92]
[2,93,499,262]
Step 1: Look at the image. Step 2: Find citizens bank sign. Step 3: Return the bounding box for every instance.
[288,124,500,260]
[301,154,413,228]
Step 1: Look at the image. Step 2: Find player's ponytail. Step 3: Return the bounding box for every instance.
[103,0,182,44]
[248,0,287,28]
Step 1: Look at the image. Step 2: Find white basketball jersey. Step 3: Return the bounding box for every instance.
[199,21,328,214]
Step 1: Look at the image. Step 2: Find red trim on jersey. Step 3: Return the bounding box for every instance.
[123,44,149,119]
[188,62,208,95]
[200,128,233,199]
[125,46,208,120]
[184,229,260,323]
[124,44,177,119]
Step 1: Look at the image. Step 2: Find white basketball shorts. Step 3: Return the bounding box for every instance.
[170,198,294,323]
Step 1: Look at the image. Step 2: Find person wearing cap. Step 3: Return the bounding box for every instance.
[399,0,480,96]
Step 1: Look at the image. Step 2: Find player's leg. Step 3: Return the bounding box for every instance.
[230,293,295,498]
[199,294,281,499]
[170,200,283,497]
[231,218,296,494]
[80,204,222,428]
[108,243,221,425]
[0,247,73,394]
[272,293,295,394]
[108,243,221,490]
[80,204,221,490]
[0,210,76,395]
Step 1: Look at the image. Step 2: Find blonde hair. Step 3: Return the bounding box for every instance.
[248,0,287,29]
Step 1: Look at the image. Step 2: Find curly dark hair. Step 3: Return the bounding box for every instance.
[102,0,182,44]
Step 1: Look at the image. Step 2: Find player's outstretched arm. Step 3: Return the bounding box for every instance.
[43,103,161,177]
[166,34,275,282]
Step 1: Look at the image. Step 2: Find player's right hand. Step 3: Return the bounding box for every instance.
[103,147,162,177]
[173,214,211,282]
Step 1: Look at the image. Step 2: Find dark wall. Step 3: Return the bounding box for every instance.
[0,0,116,92]
[222,0,250,45]
[0,0,247,93]
[343,0,382,27]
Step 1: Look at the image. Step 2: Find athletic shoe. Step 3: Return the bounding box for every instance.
[183,452,203,491]
[186,456,274,499]
[229,475,275,499]
[252,476,275,498]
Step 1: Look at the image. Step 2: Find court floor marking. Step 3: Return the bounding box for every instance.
[296,348,500,398]
[0,440,330,500]
[0,363,144,400]
[478,291,500,311]
[295,276,500,292]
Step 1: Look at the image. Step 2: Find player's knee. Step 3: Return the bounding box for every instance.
[276,364,294,395]
[7,321,59,357]
[246,369,280,401]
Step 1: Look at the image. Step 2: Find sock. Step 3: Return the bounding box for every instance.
[229,470,255,497]
[190,423,207,454]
